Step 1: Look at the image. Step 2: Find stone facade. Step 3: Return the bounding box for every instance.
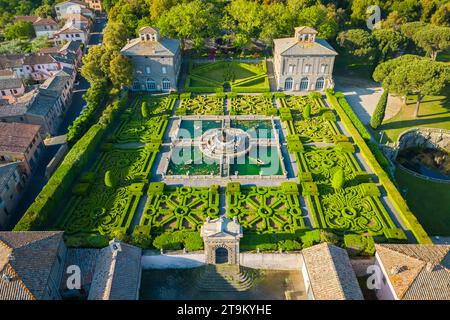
[200,216,243,265]
[273,26,337,92]
[121,27,181,92]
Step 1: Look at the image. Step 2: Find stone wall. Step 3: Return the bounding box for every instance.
[239,253,302,270]
[141,252,303,270]
[396,128,450,156]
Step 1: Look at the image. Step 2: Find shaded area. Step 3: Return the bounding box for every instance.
[140,267,305,300]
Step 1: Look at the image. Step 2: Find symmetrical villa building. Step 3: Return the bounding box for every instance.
[121,27,181,92]
[273,26,338,92]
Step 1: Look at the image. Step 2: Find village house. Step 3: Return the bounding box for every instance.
[0,162,25,230]
[53,22,89,45]
[55,0,94,20]
[300,243,364,300]
[0,41,81,82]
[15,16,60,38]
[0,78,25,103]
[121,26,181,92]
[273,26,338,91]
[0,232,141,300]
[0,122,44,176]
[0,67,75,136]
[374,244,450,300]
[85,0,103,12]
[0,231,67,299]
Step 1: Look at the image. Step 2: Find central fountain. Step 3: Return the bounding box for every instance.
[199,127,252,160]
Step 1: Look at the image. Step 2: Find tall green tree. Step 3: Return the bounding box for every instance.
[103,21,128,51]
[297,4,339,40]
[370,90,389,129]
[336,29,377,58]
[412,25,450,60]
[4,21,35,40]
[224,0,264,51]
[80,45,107,84]
[373,55,450,117]
[431,3,450,27]
[373,28,408,61]
[157,0,219,49]
[108,52,133,89]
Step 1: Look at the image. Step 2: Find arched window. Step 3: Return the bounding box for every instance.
[162,78,171,91]
[300,77,309,91]
[315,77,325,90]
[284,77,293,91]
[146,78,156,91]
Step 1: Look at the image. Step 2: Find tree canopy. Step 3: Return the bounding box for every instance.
[373,55,450,117]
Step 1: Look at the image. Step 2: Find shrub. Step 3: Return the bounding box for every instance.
[303,104,311,119]
[331,167,345,191]
[226,182,240,194]
[344,234,375,255]
[335,141,355,153]
[300,229,321,248]
[278,240,302,251]
[301,182,319,196]
[80,172,96,183]
[152,231,203,251]
[370,90,388,129]
[104,170,115,188]
[141,101,149,118]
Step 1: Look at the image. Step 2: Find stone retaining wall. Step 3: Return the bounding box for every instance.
[141,252,303,270]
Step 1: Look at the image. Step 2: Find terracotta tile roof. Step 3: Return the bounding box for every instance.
[0,78,23,90]
[33,17,58,26]
[302,243,364,300]
[14,16,38,23]
[88,242,142,300]
[121,37,180,57]
[274,38,338,56]
[0,231,64,300]
[0,122,41,153]
[375,244,450,300]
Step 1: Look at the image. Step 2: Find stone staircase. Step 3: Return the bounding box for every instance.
[195,265,258,292]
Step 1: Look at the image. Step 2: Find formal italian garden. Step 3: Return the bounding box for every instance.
[185,60,270,93]
[15,88,431,251]
[175,93,224,115]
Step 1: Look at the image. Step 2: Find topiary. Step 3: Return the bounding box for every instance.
[331,167,345,191]
[141,101,149,118]
[303,104,311,119]
[370,90,388,129]
[104,170,116,188]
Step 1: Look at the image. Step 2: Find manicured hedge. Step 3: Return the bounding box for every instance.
[14,92,129,231]
[66,81,110,145]
[370,90,388,129]
[153,231,204,251]
[325,90,431,244]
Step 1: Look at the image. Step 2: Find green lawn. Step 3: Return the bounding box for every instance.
[376,94,450,143]
[395,167,450,236]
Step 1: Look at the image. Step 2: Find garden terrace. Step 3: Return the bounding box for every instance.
[34,93,174,245]
[56,145,157,239]
[226,182,306,234]
[175,94,224,115]
[185,60,269,93]
[137,183,220,235]
[229,94,277,116]
[279,93,413,243]
[114,94,175,144]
